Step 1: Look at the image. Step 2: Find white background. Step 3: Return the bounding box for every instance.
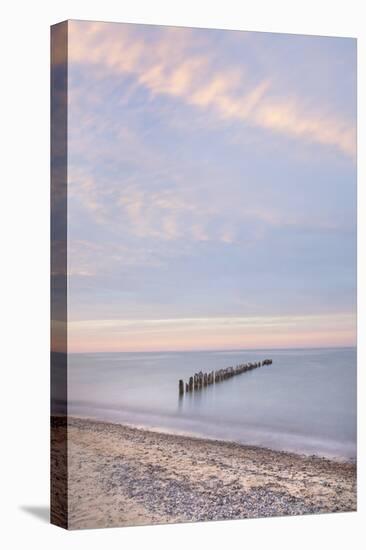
[1,1,365,548]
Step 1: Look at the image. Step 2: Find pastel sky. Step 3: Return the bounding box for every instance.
[66,20,356,353]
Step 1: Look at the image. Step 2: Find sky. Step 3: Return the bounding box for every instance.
[66,20,357,352]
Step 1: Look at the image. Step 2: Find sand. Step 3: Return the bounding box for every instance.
[51,416,356,530]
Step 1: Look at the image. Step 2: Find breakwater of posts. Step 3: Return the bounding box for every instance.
[178,359,273,395]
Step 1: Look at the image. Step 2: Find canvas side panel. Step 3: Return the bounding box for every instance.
[50,20,68,529]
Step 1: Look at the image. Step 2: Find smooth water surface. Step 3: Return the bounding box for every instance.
[67,347,356,459]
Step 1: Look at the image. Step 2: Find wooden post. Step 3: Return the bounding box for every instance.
[181,358,273,394]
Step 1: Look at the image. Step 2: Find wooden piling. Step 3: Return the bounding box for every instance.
[179,358,273,394]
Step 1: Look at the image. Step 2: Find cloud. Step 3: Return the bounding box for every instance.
[68,313,355,331]
[254,100,356,158]
[68,238,168,278]
[68,20,356,158]
[68,160,347,261]
[64,21,356,354]
[67,313,356,352]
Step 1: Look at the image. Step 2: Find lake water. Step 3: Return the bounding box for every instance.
[67,347,357,460]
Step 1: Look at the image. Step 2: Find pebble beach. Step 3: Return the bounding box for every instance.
[51,416,357,529]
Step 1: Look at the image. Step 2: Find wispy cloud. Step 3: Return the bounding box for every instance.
[68,21,356,158]
[68,313,356,352]
[65,21,356,352]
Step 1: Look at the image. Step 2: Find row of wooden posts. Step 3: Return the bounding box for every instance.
[178,359,273,395]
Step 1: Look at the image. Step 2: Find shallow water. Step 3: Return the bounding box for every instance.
[66,347,356,459]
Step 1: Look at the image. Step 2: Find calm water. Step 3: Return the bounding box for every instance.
[67,347,357,460]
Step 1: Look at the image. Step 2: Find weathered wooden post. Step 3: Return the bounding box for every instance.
[181,358,273,395]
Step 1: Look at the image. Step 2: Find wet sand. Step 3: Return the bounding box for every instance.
[52,416,356,529]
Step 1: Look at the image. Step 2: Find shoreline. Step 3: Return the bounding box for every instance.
[52,416,357,529]
[66,413,356,464]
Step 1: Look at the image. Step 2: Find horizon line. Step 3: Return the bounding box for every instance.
[60,344,357,355]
